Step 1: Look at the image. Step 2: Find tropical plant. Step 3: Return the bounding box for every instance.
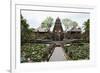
[83,19,90,32]
[62,18,78,31]
[64,43,89,60]
[21,43,48,62]
[82,19,90,42]
[41,16,54,30]
[21,14,35,45]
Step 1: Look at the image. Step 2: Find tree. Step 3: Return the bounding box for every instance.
[82,19,90,42]
[62,18,78,31]
[21,14,34,44]
[41,16,54,30]
[21,15,29,44]
[72,21,78,28]
[83,19,90,32]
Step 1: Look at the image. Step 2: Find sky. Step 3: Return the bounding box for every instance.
[21,10,90,31]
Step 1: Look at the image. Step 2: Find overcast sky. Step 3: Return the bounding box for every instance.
[21,10,90,31]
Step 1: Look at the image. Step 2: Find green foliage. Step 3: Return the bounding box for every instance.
[21,43,48,62]
[82,19,90,42]
[62,18,78,31]
[41,16,54,29]
[83,19,90,32]
[64,43,89,60]
[21,15,35,44]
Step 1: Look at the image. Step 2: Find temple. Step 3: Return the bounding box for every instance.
[33,17,81,41]
[52,17,64,41]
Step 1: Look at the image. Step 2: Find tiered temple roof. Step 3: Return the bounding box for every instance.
[53,17,63,32]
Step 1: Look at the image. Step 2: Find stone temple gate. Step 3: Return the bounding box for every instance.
[53,17,64,41]
[33,17,81,41]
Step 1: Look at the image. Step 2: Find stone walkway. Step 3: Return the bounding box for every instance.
[49,47,66,61]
